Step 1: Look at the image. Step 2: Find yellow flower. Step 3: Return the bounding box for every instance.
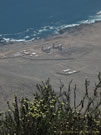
[42,113,46,118]
[45,85,48,88]
[54,131,56,133]
[61,102,64,105]
[50,105,54,109]
[8,109,11,112]
[95,131,100,134]
[96,121,100,126]
[40,99,43,102]
[49,122,51,124]
[51,99,56,102]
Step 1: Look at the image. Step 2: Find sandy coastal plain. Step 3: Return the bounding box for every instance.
[0,22,101,110]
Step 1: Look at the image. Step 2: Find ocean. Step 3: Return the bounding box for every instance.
[0,0,101,42]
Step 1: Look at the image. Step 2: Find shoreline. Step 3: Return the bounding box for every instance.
[0,20,101,110]
[0,20,101,45]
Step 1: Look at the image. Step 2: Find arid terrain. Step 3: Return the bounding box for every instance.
[0,22,101,110]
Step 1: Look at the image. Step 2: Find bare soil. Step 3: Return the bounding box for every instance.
[0,22,101,110]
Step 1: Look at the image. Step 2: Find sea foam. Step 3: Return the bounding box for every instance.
[0,10,101,44]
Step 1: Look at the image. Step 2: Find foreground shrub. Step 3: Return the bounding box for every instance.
[0,74,101,135]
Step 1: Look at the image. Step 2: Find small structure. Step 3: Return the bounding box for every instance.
[41,46,52,53]
[57,69,79,76]
[23,51,30,55]
[63,69,70,72]
[32,52,36,55]
[22,50,30,55]
[68,70,78,74]
[52,43,63,50]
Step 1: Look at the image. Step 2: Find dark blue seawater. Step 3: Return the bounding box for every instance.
[0,0,101,41]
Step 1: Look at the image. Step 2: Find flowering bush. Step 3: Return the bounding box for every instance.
[0,74,101,135]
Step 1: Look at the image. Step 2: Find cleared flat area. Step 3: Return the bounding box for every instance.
[0,22,101,110]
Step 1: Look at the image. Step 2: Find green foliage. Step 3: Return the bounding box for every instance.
[0,74,101,135]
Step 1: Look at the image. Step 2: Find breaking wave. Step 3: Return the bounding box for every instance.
[0,10,101,44]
